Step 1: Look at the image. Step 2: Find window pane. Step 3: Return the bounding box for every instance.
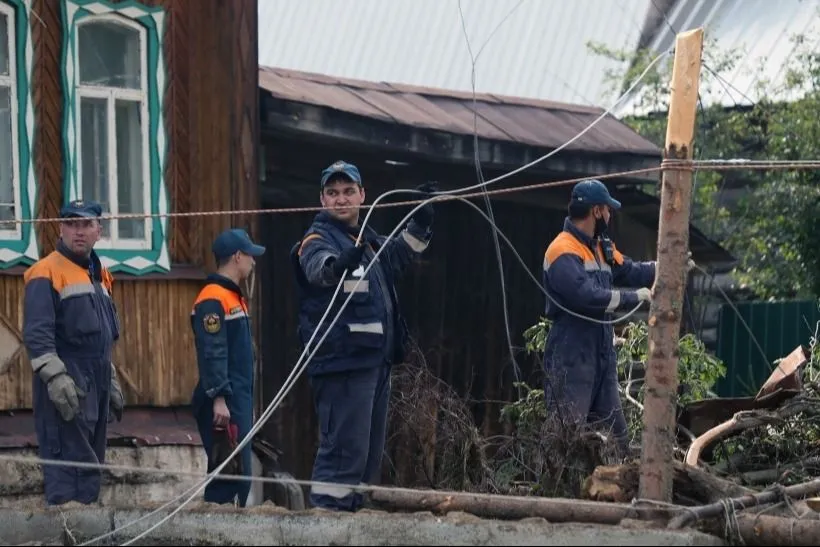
[115,99,144,240]
[78,21,141,89]
[80,97,110,238]
[0,85,14,228]
[0,14,8,76]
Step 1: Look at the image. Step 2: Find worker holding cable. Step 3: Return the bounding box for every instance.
[190,228,265,507]
[22,199,124,505]
[289,160,435,512]
[541,180,658,457]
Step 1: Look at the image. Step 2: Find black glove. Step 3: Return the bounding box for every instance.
[331,244,367,277]
[412,181,438,229]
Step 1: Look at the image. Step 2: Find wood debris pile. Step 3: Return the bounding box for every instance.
[585,345,820,545]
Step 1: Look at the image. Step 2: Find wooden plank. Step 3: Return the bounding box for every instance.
[639,28,704,503]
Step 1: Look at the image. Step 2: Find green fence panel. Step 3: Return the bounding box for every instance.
[714,300,820,398]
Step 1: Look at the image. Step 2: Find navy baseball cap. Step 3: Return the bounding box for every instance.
[320,160,362,187]
[60,199,103,219]
[570,179,621,210]
[212,228,266,260]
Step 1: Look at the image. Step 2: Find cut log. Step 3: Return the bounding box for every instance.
[370,489,678,525]
[733,514,820,546]
[583,461,754,505]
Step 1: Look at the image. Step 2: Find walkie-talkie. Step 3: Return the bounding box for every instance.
[600,234,616,267]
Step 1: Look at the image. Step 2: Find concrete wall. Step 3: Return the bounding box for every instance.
[0,446,208,508]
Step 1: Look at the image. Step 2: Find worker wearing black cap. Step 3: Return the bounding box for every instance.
[22,199,124,505]
[190,228,265,506]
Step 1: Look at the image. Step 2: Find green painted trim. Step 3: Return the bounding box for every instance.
[61,0,170,275]
[0,0,38,268]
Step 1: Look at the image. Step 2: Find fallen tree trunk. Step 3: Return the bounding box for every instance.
[370,489,678,525]
[740,458,820,486]
[583,461,754,505]
[732,514,820,546]
[668,477,820,529]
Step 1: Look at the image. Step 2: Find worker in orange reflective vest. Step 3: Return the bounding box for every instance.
[22,199,124,505]
[190,228,265,506]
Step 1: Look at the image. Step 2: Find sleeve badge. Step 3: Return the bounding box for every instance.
[203,312,221,334]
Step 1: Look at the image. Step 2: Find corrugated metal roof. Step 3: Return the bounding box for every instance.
[259,66,661,156]
[617,0,820,114]
[258,0,653,107]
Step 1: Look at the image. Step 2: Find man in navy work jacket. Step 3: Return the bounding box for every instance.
[290,160,436,512]
[191,228,265,507]
[22,199,124,505]
[541,180,655,457]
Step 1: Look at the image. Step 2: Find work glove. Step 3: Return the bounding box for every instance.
[211,423,243,476]
[38,358,85,422]
[411,181,438,229]
[636,288,652,304]
[109,363,124,423]
[331,244,367,278]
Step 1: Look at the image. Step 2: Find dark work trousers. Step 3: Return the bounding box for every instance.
[542,319,629,455]
[191,388,253,507]
[308,364,392,511]
[33,357,111,505]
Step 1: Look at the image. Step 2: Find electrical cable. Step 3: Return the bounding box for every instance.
[21,192,645,541]
[457,0,526,392]
[84,45,674,544]
[425,44,674,198]
[107,191,462,545]
[5,158,819,229]
[90,185,646,545]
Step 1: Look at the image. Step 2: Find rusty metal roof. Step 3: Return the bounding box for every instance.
[259,66,661,157]
[0,407,202,449]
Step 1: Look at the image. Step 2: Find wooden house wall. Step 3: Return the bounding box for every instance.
[0,0,259,410]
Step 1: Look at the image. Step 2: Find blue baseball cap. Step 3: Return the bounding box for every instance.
[60,199,103,219]
[212,228,266,260]
[570,179,621,210]
[320,160,362,187]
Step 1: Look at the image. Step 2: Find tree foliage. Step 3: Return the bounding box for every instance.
[589,26,820,300]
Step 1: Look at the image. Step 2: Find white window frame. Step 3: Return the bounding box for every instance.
[74,13,151,251]
[0,2,21,240]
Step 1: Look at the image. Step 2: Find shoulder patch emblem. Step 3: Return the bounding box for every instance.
[203,312,221,334]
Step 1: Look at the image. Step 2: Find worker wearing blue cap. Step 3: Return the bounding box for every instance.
[541,180,655,457]
[22,199,124,505]
[190,228,265,506]
[290,160,436,512]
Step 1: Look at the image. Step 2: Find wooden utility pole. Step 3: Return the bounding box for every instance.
[639,27,704,503]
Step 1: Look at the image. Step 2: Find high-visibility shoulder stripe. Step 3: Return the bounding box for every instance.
[610,243,625,266]
[297,233,323,257]
[193,283,243,312]
[23,252,100,293]
[544,232,594,267]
